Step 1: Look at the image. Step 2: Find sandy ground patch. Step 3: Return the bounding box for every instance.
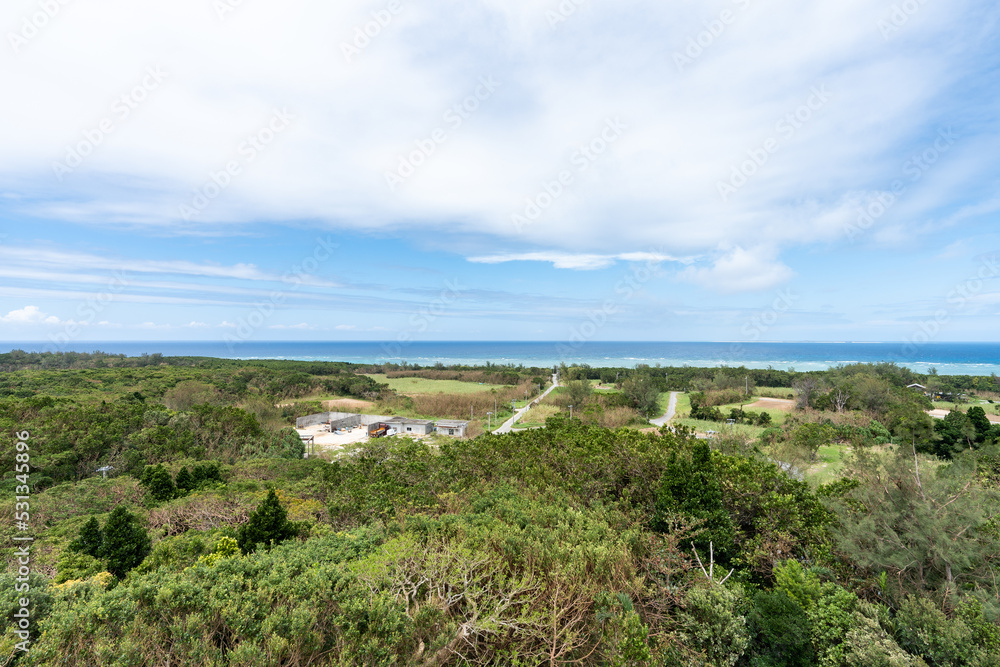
[297,423,369,453]
[744,397,796,410]
[322,398,376,411]
[929,408,1000,423]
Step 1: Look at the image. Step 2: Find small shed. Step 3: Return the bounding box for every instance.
[385,417,435,435]
[434,420,469,437]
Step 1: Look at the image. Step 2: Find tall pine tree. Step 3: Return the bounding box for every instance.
[69,516,103,558]
[100,506,151,578]
[237,489,296,554]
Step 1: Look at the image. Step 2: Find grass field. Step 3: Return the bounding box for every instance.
[653,392,673,417]
[673,417,767,439]
[366,374,512,395]
[800,444,849,486]
[931,399,997,412]
[670,392,789,432]
[514,404,560,429]
[756,387,797,399]
[674,392,691,417]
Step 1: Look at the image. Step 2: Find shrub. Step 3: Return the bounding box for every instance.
[237,489,297,554]
[99,506,151,578]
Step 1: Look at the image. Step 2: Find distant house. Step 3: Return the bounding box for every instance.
[383,417,435,436]
[907,383,927,391]
[296,411,466,438]
[434,420,469,438]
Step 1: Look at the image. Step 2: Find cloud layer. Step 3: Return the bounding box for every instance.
[2,0,996,269]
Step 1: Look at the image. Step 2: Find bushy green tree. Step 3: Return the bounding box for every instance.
[932,409,977,458]
[895,595,981,667]
[140,463,175,501]
[654,441,736,564]
[190,461,223,486]
[747,589,815,666]
[68,516,103,558]
[174,465,194,493]
[237,489,297,554]
[564,379,593,409]
[99,506,151,578]
[793,423,834,462]
[967,406,991,443]
[622,375,660,417]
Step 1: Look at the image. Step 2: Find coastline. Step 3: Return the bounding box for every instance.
[3,340,999,376]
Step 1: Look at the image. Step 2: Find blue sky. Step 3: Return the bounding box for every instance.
[1,0,999,348]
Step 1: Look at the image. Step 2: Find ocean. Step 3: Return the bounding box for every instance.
[3,341,1000,376]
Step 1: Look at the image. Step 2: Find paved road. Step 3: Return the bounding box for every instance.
[649,391,679,427]
[495,373,559,434]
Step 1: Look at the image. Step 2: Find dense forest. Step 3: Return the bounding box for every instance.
[2,353,1000,665]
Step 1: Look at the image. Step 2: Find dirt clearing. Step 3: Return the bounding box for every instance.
[745,397,796,411]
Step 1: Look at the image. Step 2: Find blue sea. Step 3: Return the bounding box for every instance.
[3,341,1000,376]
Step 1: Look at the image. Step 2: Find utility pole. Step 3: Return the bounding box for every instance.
[569,405,573,420]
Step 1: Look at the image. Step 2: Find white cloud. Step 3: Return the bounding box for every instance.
[0,0,992,280]
[268,323,314,330]
[467,251,690,270]
[680,246,795,293]
[0,305,62,325]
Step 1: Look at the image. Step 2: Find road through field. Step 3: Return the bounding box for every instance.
[495,374,559,434]
[649,392,679,427]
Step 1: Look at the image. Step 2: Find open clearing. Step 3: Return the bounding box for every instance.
[928,408,1000,423]
[296,422,370,453]
[366,374,513,395]
[744,397,796,411]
